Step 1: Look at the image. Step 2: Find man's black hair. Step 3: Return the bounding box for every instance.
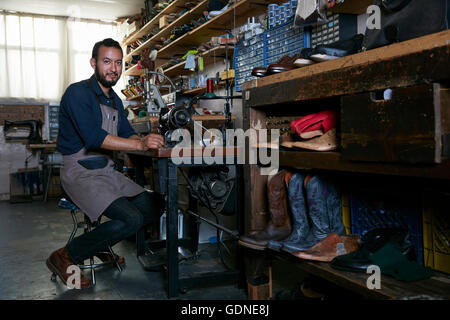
[92,38,123,61]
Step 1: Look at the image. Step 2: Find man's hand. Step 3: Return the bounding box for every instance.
[141,133,164,150]
[100,133,164,151]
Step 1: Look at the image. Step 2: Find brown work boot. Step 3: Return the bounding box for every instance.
[46,247,92,288]
[239,170,292,250]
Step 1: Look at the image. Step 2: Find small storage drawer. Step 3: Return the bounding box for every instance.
[341,83,449,164]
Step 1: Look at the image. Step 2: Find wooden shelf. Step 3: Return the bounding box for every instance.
[123,64,142,77]
[243,30,450,107]
[182,86,208,95]
[124,45,234,78]
[275,150,450,180]
[182,80,231,95]
[126,94,143,101]
[123,0,209,63]
[272,251,450,300]
[163,45,235,78]
[156,0,284,61]
[121,0,195,47]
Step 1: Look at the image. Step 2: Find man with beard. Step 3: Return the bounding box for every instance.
[47,38,164,288]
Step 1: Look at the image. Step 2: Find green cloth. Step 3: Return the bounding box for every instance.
[369,243,434,282]
[182,50,198,60]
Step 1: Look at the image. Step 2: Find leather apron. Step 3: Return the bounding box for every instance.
[60,79,144,222]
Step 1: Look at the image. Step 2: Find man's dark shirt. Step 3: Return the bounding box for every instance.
[57,74,136,155]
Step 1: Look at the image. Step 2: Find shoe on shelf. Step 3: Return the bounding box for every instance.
[291,233,360,262]
[251,53,302,78]
[281,128,338,151]
[266,53,302,75]
[291,109,338,140]
[310,33,364,62]
[330,227,417,273]
[251,67,267,77]
[207,2,230,19]
[238,170,292,250]
[293,48,315,67]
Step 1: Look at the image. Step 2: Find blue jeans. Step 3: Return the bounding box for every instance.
[66,191,162,264]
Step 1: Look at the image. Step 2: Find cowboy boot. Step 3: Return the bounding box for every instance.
[291,233,360,262]
[238,170,292,250]
[282,175,345,253]
[267,172,310,251]
[325,176,346,236]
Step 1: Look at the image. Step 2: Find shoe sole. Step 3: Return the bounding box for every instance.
[238,240,266,250]
[293,59,314,67]
[310,54,339,62]
[251,72,266,77]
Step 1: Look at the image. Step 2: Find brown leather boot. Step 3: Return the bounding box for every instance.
[239,170,292,250]
[46,247,92,288]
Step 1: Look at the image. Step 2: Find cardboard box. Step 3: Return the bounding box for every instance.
[159,15,169,29]
[127,21,138,36]
[220,69,235,80]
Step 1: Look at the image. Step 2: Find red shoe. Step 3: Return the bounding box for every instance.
[291,110,337,139]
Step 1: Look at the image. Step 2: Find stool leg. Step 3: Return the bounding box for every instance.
[67,211,79,245]
[84,215,96,287]
[90,256,96,286]
[108,246,123,272]
[44,165,52,202]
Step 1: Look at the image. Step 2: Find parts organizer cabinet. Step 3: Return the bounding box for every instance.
[241,30,450,299]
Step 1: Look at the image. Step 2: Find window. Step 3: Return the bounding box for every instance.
[0,12,117,100]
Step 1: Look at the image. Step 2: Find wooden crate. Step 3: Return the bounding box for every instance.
[341,83,450,164]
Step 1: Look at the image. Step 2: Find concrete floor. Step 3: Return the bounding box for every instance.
[0,199,306,300]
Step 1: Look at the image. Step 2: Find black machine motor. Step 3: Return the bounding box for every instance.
[158,105,192,147]
[187,166,236,216]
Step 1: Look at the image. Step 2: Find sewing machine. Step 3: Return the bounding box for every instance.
[3,120,43,144]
